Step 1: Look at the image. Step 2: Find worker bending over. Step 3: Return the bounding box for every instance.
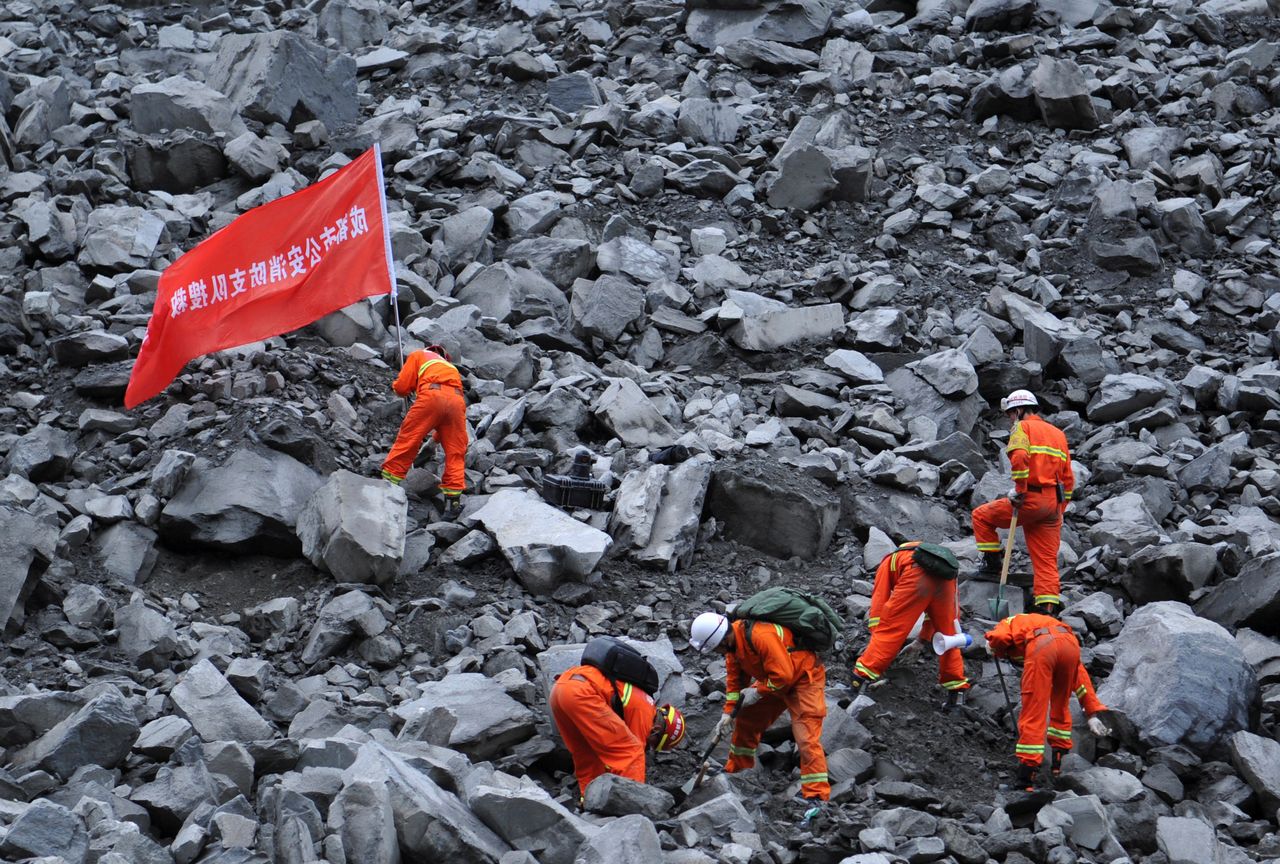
[690,611,830,804]
[381,344,469,518]
[972,389,1075,614]
[985,612,1110,791]
[852,541,971,710]
[550,661,685,799]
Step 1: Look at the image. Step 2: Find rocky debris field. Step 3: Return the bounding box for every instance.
[2,0,1280,861]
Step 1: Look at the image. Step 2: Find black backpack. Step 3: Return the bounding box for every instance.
[582,636,660,716]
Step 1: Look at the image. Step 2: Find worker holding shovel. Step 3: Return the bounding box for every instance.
[985,613,1111,791]
[972,390,1075,615]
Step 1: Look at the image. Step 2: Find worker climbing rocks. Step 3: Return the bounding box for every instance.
[852,542,971,710]
[689,610,830,805]
[550,660,685,800]
[984,612,1111,791]
[380,344,469,518]
[972,390,1075,615]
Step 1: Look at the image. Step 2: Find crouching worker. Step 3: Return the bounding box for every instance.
[984,612,1111,791]
[380,344,469,518]
[550,636,686,801]
[690,610,830,805]
[852,541,971,710]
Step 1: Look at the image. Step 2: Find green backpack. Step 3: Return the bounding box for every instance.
[731,587,845,652]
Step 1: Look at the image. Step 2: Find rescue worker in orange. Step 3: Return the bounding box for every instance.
[985,612,1111,791]
[689,611,829,804]
[380,344,468,517]
[550,661,686,799]
[852,542,971,710]
[972,389,1075,614]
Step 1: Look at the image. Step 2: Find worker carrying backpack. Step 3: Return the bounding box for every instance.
[582,636,660,716]
[731,587,845,652]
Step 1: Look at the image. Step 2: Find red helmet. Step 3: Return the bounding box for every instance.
[653,704,686,752]
[427,344,451,362]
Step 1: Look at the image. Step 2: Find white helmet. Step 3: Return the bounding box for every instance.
[1000,390,1038,412]
[690,612,729,653]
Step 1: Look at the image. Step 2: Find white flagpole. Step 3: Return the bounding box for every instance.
[373,142,404,369]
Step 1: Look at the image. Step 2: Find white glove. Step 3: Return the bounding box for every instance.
[1087,716,1110,737]
[740,689,762,709]
[714,713,734,737]
[985,642,996,657]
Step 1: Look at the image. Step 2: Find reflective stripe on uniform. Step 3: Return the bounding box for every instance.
[1064,490,1073,500]
[441,487,463,497]
[1074,685,1087,699]
[619,682,633,707]
[726,691,741,703]
[855,662,880,681]
[765,680,783,691]
[729,745,756,757]
[941,678,969,691]
[1033,595,1061,606]
[417,358,458,377]
[381,469,403,484]
[1047,727,1072,741]
[800,773,828,783]
[1015,744,1044,754]
[868,617,880,628]
[1010,469,1030,479]
[976,542,1002,552]
[1027,445,1069,462]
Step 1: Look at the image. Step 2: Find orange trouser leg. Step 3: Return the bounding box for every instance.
[972,497,1013,555]
[1016,637,1057,766]
[433,390,469,495]
[381,395,446,482]
[1046,636,1079,754]
[855,579,929,683]
[1021,491,1062,606]
[550,677,646,796]
[725,694,787,772]
[926,583,969,690]
[785,666,830,800]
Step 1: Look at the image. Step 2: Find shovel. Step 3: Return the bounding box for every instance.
[988,512,1018,619]
[679,703,741,799]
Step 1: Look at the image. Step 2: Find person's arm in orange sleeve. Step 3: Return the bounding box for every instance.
[1074,663,1107,715]
[391,352,418,397]
[1006,423,1031,494]
[867,556,893,631]
[752,626,797,697]
[625,692,657,743]
[724,649,745,714]
[984,617,1016,658]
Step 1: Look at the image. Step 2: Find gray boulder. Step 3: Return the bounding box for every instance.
[0,800,88,863]
[1228,730,1280,812]
[1086,373,1166,423]
[130,75,246,136]
[0,506,56,629]
[77,205,166,272]
[114,595,178,670]
[594,377,679,449]
[1097,602,1256,750]
[706,462,840,559]
[94,522,159,585]
[171,659,275,743]
[471,783,591,864]
[571,275,645,342]
[329,770,399,864]
[582,775,675,819]
[1030,56,1098,130]
[635,455,714,572]
[300,590,387,665]
[6,424,74,481]
[1197,552,1280,637]
[472,489,612,594]
[728,296,844,352]
[395,672,537,760]
[1124,543,1217,604]
[49,330,130,367]
[12,689,139,779]
[456,263,569,324]
[1156,816,1218,864]
[207,30,358,130]
[160,448,322,555]
[296,470,407,586]
[574,813,662,864]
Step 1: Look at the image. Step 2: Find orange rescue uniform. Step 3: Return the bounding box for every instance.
[854,543,970,693]
[972,414,1075,608]
[380,348,468,497]
[723,620,829,800]
[550,664,657,796]
[985,613,1107,767]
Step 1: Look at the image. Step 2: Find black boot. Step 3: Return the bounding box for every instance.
[981,552,1002,574]
[1051,750,1064,778]
[1016,763,1037,793]
[942,689,966,713]
[441,496,463,521]
[1035,602,1061,617]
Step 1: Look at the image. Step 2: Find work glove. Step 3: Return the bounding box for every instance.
[984,642,996,657]
[1087,715,1111,737]
[1007,491,1025,510]
[740,689,763,709]
[714,713,734,738]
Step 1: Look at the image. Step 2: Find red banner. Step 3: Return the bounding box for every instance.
[124,145,396,408]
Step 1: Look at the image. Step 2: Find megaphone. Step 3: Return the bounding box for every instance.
[933,631,973,656]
